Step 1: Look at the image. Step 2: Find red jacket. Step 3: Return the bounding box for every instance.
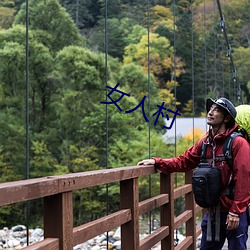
[154,124,250,216]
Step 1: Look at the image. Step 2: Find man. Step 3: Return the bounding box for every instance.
[138,97,250,250]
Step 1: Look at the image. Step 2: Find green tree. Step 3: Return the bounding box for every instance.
[118,63,159,104]
[48,46,135,167]
[0,6,15,29]
[0,41,25,102]
[234,46,250,102]
[149,5,174,33]
[0,112,26,181]
[124,32,185,95]
[0,25,56,132]
[30,141,57,177]
[14,0,84,52]
[222,0,250,46]
[50,46,106,144]
[0,39,27,180]
[61,0,101,28]
[98,0,146,21]
[87,17,138,60]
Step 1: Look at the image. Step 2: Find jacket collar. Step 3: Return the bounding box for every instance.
[206,124,239,144]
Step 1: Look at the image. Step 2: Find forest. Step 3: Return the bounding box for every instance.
[0,0,249,228]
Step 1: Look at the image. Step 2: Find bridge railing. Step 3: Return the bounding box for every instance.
[0,165,203,250]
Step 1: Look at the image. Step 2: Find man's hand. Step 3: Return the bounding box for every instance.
[137,159,155,166]
[226,213,240,230]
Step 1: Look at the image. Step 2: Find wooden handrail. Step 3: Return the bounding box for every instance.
[0,165,155,206]
[0,165,203,250]
[73,209,132,245]
[23,238,59,250]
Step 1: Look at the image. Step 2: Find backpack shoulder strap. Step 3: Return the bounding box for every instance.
[223,132,242,169]
[200,141,208,162]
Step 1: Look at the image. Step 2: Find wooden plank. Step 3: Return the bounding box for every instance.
[0,177,59,206]
[196,226,202,237]
[174,184,192,199]
[44,192,73,250]
[174,210,192,229]
[161,173,174,250]
[58,165,156,192]
[120,178,140,250]
[22,238,59,250]
[0,165,156,206]
[139,194,169,215]
[185,171,196,250]
[140,226,169,250]
[175,236,193,250]
[195,204,203,213]
[73,209,131,245]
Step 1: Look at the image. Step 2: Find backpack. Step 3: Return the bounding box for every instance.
[235,105,250,142]
[192,131,241,208]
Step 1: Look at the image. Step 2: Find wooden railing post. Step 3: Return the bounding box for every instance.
[44,192,73,250]
[185,171,196,250]
[160,173,174,250]
[120,178,139,250]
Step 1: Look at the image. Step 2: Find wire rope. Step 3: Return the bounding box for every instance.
[172,0,179,245]
[218,33,225,96]
[25,0,30,245]
[76,0,79,27]
[217,13,224,98]
[104,0,109,248]
[228,64,231,100]
[213,0,217,95]
[25,1,29,184]
[147,0,152,234]
[203,0,207,98]
[173,1,177,159]
[191,0,195,145]
[221,48,225,97]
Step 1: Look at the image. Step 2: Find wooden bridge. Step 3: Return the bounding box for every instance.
[0,165,204,250]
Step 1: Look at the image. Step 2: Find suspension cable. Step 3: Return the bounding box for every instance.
[147,0,152,234]
[76,0,79,27]
[213,0,217,95]
[203,0,207,98]
[104,0,109,248]
[191,0,195,145]
[172,0,179,245]
[228,64,231,100]
[25,0,30,245]
[218,33,225,96]
[173,0,177,158]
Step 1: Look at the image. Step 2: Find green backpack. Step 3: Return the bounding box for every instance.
[222,105,250,198]
[235,105,250,142]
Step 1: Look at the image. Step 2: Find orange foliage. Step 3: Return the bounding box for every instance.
[184,128,205,142]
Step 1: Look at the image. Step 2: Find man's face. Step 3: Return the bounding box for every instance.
[207,104,226,127]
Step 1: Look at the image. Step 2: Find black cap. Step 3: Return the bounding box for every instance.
[206,97,237,119]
